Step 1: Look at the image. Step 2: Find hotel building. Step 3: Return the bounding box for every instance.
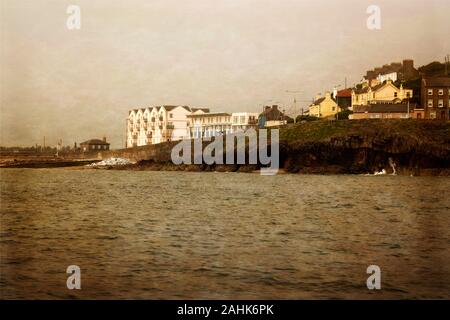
[126,106,209,147]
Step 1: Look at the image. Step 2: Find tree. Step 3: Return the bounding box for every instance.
[336,109,353,120]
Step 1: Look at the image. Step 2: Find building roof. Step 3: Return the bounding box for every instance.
[422,76,450,87]
[163,105,179,111]
[260,105,293,121]
[187,112,231,118]
[80,139,110,145]
[337,88,352,98]
[353,103,417,113]
[129,106,210,113]
[312,97,326,105]
[353,81,398,95]
[353,86,370,94]
[191,107,210,113]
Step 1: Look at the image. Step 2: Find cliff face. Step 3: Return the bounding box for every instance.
[102,120,450,176]
[280,120,450,175]
[281,133,449,175]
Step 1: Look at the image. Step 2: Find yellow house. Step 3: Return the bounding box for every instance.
[309,92,340,118]
[352,80,413,107]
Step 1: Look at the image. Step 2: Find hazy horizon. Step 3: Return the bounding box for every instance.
[1,0,449,148]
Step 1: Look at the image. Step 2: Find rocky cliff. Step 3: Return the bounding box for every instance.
[103,120,450,176]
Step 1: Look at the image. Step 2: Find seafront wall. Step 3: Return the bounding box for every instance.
[99,141,179,162]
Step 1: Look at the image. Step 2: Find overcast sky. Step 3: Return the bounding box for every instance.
[1,0,449,147]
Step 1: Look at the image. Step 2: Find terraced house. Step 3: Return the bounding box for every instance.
[421,76,450,120]
[126,106,209,147]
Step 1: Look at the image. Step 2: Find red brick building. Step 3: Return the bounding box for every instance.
[421,76,450,120]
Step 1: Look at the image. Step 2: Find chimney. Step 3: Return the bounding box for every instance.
[264,106,270,111]
[325,91,331,98]
[272,105,278,111]
[315,93,322,101]
[103,136,107,143]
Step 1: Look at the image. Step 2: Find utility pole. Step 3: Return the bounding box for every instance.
[445,54,449,76]
[407,98,410,119]
[334,84,342,120]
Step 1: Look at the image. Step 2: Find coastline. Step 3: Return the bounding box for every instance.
[2,120,449,176]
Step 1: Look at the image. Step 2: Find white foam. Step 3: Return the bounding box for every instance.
[87,157,132,167]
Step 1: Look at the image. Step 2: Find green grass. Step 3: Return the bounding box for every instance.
[279,119,450,146]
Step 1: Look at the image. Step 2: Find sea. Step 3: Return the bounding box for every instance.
[1,169,449,299]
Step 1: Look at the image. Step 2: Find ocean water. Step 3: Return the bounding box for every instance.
[1,169,449,299]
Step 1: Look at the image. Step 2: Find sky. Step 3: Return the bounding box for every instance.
[1,0,449,148]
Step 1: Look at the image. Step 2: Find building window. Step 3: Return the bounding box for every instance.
[240,116,245,124]
[438,89,444,96]
[428,99,433,108]
[438,99,444,108]
[394,92,398,98]
[430,111,436,119]
[406,92,411,98]
[428,89,433,95]
[169,113,173,118]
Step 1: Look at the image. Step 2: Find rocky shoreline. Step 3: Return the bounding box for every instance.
[2,120,449,176]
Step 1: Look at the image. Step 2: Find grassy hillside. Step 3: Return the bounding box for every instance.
[279,119,450,146]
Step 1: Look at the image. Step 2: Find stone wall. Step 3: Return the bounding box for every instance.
[98,141,179,162]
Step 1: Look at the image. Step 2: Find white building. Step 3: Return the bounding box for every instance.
[188,112,259,139]
[126,106,209,147]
